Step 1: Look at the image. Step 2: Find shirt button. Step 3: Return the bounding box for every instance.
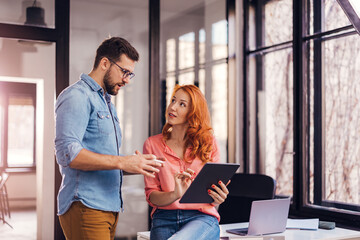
[106,115,110,118]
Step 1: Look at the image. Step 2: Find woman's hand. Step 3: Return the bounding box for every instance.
[173,168,196,199]
[208,180,230,206]
[148,168,196,207]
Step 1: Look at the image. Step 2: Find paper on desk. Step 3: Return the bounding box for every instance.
[286,218,319,230]
[228,236,285,240]
[226,237,263,240]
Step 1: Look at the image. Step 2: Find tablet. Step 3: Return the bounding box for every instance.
[179,162,240,203]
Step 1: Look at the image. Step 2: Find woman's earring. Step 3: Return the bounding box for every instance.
[167,127,173,133]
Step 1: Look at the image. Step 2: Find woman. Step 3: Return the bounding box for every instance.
[143,84,229,240]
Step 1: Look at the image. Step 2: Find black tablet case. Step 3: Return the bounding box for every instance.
[179,162,240,203]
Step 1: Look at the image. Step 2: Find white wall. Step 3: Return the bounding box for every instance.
[6,173,36,208]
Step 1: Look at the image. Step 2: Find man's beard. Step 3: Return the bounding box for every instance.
[103,69,119,95]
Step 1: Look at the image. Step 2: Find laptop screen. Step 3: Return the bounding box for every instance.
[226,198,291,236]
[247,198,291,235]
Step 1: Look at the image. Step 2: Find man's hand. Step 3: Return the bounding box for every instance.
[120,150,164,178]
[68,148,164,174]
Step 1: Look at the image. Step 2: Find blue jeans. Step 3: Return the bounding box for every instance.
[150,209,220,240]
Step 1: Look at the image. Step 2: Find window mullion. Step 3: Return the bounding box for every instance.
[243,0,250,173]
[293,0,305,210]
[175,37,179,85]
[313,0,324,206]
[255,0,265,174]
[194,30,199,87]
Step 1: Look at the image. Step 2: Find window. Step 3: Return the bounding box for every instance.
[246,0,360,227]
[309,0,360,212]
[160,0,228,162]
[0,82,36,170]
[247,0,294,197]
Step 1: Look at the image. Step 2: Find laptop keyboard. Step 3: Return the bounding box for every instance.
[226,228,248,236]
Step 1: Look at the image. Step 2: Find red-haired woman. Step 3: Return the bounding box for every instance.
[143,84,229,240]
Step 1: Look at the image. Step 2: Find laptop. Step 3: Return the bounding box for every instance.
[226,198,291,236]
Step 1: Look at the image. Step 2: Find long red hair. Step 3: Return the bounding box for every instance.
[162,85,214,163]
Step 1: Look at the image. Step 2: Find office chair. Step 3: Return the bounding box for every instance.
[218,173,276,224]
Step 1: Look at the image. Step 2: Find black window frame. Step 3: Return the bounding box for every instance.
[244,0,360,229]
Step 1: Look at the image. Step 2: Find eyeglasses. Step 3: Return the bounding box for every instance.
[108,58,135,79]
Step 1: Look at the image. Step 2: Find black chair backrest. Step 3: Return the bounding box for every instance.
[218,173,276,224]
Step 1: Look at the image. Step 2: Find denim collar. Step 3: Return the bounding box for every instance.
[80,73,103,92]
[80,73,112,103]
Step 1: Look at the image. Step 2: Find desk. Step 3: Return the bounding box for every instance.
[137,222,360,240]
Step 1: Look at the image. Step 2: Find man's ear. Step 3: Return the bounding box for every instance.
[99,57,111,71]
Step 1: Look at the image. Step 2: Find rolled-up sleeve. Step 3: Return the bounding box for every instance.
[55,88,90,167]
[143,138,161,206]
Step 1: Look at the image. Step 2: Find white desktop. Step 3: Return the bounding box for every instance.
[137,220,360,240]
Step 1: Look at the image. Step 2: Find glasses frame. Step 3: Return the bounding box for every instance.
[108,58,135,79]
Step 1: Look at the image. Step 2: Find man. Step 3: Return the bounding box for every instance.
[55,37,162,239]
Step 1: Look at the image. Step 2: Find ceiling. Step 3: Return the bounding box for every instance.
[71,0,207,14]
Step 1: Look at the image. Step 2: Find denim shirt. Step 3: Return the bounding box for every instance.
[55,73,123,215]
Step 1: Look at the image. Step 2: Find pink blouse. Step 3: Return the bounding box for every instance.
[143,134,221,221]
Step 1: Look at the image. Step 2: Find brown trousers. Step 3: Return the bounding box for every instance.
[59,201,119,240]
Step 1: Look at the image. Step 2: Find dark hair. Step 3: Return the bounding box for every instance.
[93,37,139,69]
